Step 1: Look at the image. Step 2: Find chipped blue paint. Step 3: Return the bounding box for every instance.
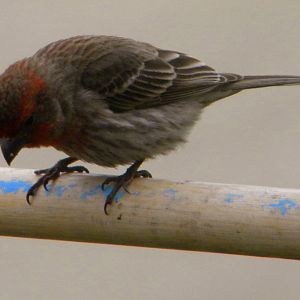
[0,180,32,194]
[264,199,298,216]
[80,184,125,202]
[42,185,65,198]
[102,187,126,203]
[0,179,67,198]
[44,188,52,197]
[164,188,177,200]
[68,183,78,189]
[80,184,102,200]
[0,178,133,203]
[224,193,243,203]
[55,186,66,197]
[42,183,77,198]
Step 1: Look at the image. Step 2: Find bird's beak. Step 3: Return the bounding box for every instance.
[1,131,30,165]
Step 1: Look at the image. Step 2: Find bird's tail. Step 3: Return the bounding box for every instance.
[225,75,300,90]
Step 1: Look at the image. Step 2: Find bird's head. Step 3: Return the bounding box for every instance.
[0,60,59,165]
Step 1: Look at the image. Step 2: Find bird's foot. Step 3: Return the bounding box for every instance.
[26,157,88,204]
[101,160,151,215]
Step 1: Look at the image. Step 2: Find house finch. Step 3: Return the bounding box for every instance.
[0,35,299,214]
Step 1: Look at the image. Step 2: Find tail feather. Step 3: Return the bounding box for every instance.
[224,74,300,90]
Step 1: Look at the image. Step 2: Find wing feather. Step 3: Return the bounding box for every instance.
[81,46,240,112]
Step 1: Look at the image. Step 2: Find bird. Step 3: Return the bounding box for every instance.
[0,35,299,214]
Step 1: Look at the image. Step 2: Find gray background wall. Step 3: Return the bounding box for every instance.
[0,0,299,299]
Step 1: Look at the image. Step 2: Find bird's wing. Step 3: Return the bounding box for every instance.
[81,47,241,112]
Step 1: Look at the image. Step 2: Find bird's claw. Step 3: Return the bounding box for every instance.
[101,169,152,192]
[26,158,89,205]
[102,167,152,215]
[101,176,117,191]
[26,168,60,202]
[26,157,151,217]
[104,195,113,215]
[35,165,89,175]
[26,186,35,205]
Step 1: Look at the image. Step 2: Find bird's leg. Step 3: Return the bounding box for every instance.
[102,159,152,214]
[26,157,89,204]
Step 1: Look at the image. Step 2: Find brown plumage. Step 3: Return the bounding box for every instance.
[0,35,299,214]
